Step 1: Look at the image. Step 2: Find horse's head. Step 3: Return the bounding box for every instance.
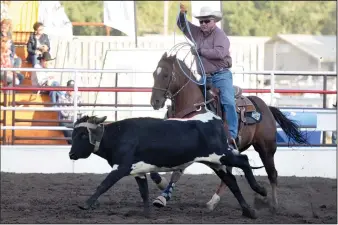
[150,52,189,110]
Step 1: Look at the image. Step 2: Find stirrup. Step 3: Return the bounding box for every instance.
[229,137,238,150]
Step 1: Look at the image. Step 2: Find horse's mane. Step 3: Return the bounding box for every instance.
[164,54,205,96]
[174,55,205,96]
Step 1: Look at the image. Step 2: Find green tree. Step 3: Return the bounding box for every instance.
[60,1,336,36]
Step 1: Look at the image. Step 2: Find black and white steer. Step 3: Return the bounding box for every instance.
[68,111,267,219]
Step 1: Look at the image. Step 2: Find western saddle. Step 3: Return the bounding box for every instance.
[207,85,257,147]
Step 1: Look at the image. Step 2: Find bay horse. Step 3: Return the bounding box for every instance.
[149,52,308,214]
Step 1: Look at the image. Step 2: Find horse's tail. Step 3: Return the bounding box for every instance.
[269,106,309,144]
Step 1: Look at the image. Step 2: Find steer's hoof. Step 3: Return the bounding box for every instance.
[269,205,278,214]
[78,203,91,210]
[242,207,257,219]
[78,200,99,210]
[153,196,166,208]
[144,207,151,218]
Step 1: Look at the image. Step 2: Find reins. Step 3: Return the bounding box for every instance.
[152,3,213,117]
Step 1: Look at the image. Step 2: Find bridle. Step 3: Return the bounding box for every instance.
[152,60,191,101]
[152,58,211,118]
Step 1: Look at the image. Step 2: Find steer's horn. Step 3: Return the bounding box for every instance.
[94,116,107,124]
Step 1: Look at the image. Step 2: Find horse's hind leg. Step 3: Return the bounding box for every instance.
[253,142,278,212]
[152,169,183,208]
[206,166,232,211]
[210,166,257,219]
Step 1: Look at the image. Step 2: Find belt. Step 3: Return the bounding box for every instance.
[206,67,229,76]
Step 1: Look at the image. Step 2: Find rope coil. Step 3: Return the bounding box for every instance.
[168,4,208,104]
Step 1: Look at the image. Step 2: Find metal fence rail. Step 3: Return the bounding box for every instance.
[1,68,336,146]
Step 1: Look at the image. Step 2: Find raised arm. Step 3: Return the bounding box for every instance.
[176,4,200,42]
[26,34,36,55]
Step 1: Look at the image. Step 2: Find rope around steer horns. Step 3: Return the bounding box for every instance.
[73,122,105,152]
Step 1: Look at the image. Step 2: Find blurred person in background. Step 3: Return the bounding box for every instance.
[1,19,23,78]
[1,1,11,21]
[332,102,336,144]
[57,80,83,144]
[27,22,50,67]
[31,51,62,103]
[1,36,24,88]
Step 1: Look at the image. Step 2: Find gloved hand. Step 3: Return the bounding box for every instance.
[180,3,187,13]
[190,46,201,56]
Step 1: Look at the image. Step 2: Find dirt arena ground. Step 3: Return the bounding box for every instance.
[1,172,336,224]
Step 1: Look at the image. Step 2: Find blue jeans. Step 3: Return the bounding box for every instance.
[206,69,238,139]
[49,81,65,104]
[28,54,39,67]
[16,73,24,85]
[13,57,22,68]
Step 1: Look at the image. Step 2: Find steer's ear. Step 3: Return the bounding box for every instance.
[93,116,107,124]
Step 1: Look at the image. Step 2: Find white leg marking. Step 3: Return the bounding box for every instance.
[206,193,220,211]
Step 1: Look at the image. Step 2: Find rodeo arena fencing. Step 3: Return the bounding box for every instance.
[1,63,336,178]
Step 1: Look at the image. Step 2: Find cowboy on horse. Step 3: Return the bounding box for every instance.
[178,3,239,149]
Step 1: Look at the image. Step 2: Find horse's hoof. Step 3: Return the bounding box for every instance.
[206,194,220,212]
[242,207,257,219]
[157,177,169,191]
[153,196,166,208]
[206,202,216,212]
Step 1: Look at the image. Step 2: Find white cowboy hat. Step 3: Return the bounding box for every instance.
[193,6,223,23]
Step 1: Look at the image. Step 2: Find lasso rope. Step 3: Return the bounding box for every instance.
[167,3,208,104]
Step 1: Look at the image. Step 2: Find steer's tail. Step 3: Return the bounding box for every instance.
[269,106,309,145]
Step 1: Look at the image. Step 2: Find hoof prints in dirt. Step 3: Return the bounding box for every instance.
[1,173,337,223]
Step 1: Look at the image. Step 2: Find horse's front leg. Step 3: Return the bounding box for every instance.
[150,172,169,190]
[206,166,232,211]
[152,169,183,208]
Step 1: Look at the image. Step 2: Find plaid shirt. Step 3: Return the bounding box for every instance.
[57,93,83,121]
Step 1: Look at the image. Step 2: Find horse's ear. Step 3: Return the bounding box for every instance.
[161,52,168,60]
